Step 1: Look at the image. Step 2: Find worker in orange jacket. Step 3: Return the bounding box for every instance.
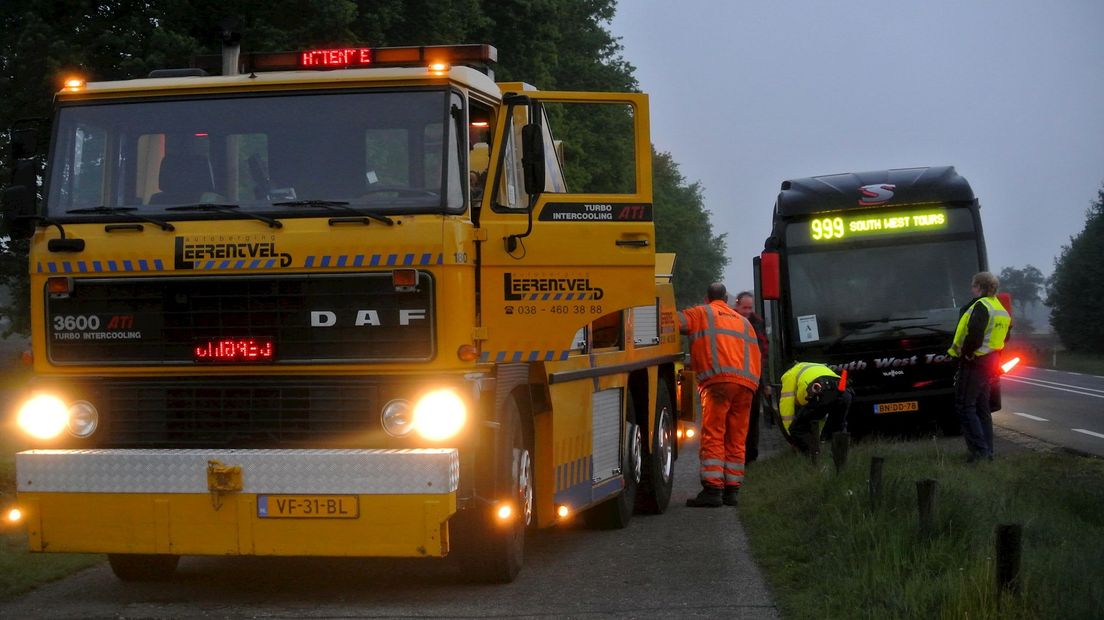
[679,283,761,507]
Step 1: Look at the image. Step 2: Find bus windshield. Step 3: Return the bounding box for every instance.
[47,89,463,217]
[785,236,981,347]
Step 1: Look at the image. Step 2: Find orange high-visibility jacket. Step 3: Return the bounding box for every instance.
[679,300,761,391]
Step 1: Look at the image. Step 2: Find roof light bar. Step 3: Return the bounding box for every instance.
[193,44,497,75]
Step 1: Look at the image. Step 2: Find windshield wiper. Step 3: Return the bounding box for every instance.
[829,318,950,350]
[271,200,394,226]
[164,203,282,229]
[66,206,175,231]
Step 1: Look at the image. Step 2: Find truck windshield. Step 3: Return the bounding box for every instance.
[786,237,980,347]
[47,89,463,218]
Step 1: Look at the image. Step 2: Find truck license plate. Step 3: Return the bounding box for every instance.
[874,401,919,414]
[257,495,359,518]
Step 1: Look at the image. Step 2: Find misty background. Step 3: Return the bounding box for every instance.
[611,0,1104,311]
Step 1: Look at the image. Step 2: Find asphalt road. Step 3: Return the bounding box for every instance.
[997,366,1104,457]
[0,435,783,619]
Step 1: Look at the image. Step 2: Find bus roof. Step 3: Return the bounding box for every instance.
[774,166,976,217]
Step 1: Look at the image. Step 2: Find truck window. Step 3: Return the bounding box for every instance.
[49,89,460,216]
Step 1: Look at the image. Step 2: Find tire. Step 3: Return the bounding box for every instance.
[459,397,532,583]
[107,554,179,582]
[636,381,675,514]
[584,392,641,530]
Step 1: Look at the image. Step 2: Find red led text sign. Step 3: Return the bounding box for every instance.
[300,48,373,68]
[194,338,275,363]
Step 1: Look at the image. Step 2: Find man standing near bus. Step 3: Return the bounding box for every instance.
[733,291,771,462]
[948,271,1012,462]
[679,283,761,507]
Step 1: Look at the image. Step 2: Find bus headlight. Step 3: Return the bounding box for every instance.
[67,401,99,438]
[17,395,69,440]
[413,389,467,441]
[381,399,414,437]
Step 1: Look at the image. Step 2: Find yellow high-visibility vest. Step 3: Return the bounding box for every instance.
[948,296,1011,358]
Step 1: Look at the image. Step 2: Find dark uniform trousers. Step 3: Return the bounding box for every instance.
[955,353,999,458]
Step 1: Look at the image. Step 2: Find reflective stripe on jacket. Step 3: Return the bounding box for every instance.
[948,296,1011,358]
[779,362,840,430]
[679,300,760,391]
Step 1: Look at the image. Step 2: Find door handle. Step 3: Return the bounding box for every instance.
[616,239,649,248]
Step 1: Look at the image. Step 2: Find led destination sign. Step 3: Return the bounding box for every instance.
[194,338,275,363]
[808,209,947,242]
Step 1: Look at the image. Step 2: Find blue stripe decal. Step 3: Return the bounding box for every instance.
[218,260,230,269]
[369,255,380,266]
[528,351,540,361]
[353,255,364,267]
[403,253,414,266]
[479,352,490,363]
[77,262,87,273]
[437,253,444,265]
[418,253,430,265]
[234,260,245,269]
[542,293,550,301]
[108,261,119,272]
[386,255,397,266]
[137,259,147,271]
[337,255,348,267]
[305,256,315,268]
[47,262,57,273]
[545,351,555,361]
[511,351,523,362]
[529,294,538,301]
[320,255,331,267]
[265,259,276,268]
[63,262,73,273]
[495,351,506,362]
[250,259,261,269]
[155,259,164,270]
[93,261,103,272]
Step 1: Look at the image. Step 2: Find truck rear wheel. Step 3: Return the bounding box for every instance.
[107,553,179,582]
[459,397,532,583]
[636,382,675,514]
[583,392,641,530]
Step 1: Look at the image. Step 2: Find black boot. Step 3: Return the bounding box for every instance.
[722,486,740,506]
[685,486,723,508]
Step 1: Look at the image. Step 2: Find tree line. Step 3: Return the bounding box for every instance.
[0,0,728,335]
[1000,183,1104,353]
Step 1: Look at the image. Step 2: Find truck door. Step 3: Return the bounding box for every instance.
[477,91,653,363]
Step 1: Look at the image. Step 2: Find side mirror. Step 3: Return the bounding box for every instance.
[10,127,38,160]
[520,123,545,199]
[2,185,37,239]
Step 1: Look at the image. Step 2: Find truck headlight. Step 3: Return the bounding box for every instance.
[17,395,69,439]
[67,401,100,438]
[381,399,414,437]
[413,389,467,441]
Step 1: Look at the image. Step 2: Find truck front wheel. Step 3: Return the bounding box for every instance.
[636,381,675,514]
[459,397,532,583]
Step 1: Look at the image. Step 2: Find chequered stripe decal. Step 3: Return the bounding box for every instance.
[304,253,443,268]
[38,259,165,273]
[479,350,573,363]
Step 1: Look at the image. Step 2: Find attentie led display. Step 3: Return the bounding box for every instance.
[194,338,274,363]
[808,209,947,242]
[300,48,373,68]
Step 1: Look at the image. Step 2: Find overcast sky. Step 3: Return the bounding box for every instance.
[611,1,1104,291]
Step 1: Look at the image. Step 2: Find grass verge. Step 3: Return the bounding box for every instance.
[741,438,1104,619]
[1048,350,1104,376]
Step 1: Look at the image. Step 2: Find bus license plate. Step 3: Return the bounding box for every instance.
[874,401,919,414]
[257,495,359,519]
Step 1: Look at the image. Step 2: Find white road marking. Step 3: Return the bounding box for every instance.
[1003,376,1104,398]
[1011,412,1048,422]
[1072,429,1104,440]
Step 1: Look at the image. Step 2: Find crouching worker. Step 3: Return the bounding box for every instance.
[779,362,853,455]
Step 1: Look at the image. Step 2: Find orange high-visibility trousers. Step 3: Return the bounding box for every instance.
[698,382,754,490]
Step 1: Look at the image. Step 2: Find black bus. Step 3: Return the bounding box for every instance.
[755,166,995,435]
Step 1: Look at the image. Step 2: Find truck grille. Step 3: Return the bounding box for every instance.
[75,377,399,448]
[46,273,435,365]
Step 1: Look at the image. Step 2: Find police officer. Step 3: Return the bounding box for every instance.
[679,283,761,507]
[948,271,1012,462]
[778,362,853,455]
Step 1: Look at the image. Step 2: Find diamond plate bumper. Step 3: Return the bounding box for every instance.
[15,449,460,558]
